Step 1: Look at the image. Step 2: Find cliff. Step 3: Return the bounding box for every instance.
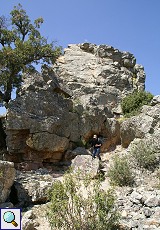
[2,43,146,170]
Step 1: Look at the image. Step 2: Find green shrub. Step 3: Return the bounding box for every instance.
[108,155,134,186]
[130,140,158,171]
[121,90,153,117]
[47,170,120,230]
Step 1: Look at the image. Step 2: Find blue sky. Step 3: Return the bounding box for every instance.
[1,0,160,113]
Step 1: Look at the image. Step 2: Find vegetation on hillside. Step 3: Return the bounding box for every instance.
[0,4,62,104]
[108,136,160,187]
[108,155,135,186]
[121,90,153,117]
[47,170,120,230]
[130,139,160,171]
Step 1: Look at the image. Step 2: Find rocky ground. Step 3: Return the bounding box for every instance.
[20,145,160,230]
[20,147,117,230]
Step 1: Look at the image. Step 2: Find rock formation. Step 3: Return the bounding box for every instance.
[54,43,145,116]
[71,155,100,178]
[3,43,146,170]
[0,160,15,204]
[5,69,73,169]
[120,100,160,147]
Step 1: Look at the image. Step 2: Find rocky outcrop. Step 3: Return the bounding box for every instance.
[120,104,160,147]
[0,160,15,204]
[53,43,145,117]
[5,68,75,169]
[4,43,146,169]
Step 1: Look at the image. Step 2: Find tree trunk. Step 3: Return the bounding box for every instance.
[3,76,12,104]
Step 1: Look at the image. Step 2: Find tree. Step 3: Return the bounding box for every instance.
[0,4,62,104]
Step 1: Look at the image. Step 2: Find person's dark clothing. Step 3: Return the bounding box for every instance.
[90,138,102,148]
[89,138,102,160]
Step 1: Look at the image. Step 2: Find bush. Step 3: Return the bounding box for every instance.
[108,155,134,186]
[47,170,120,230]
[130,140,158,171]
[121,90,153,117]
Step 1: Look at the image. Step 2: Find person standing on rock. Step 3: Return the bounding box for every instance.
[89,134,102,160]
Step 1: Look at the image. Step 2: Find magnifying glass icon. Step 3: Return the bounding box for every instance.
[3,211,18,227]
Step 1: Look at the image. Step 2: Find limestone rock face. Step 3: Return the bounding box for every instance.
[120,104,160,147]
[0,161,15,203]
[5,68,75,169]
[53,43,145,117]
[5,43,146,169]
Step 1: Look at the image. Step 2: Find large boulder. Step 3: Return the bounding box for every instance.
[5,68,78,169]
[120,104,160,147]
[71,155,100,178]
[0,161,15,203]
[13,169,55,206]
